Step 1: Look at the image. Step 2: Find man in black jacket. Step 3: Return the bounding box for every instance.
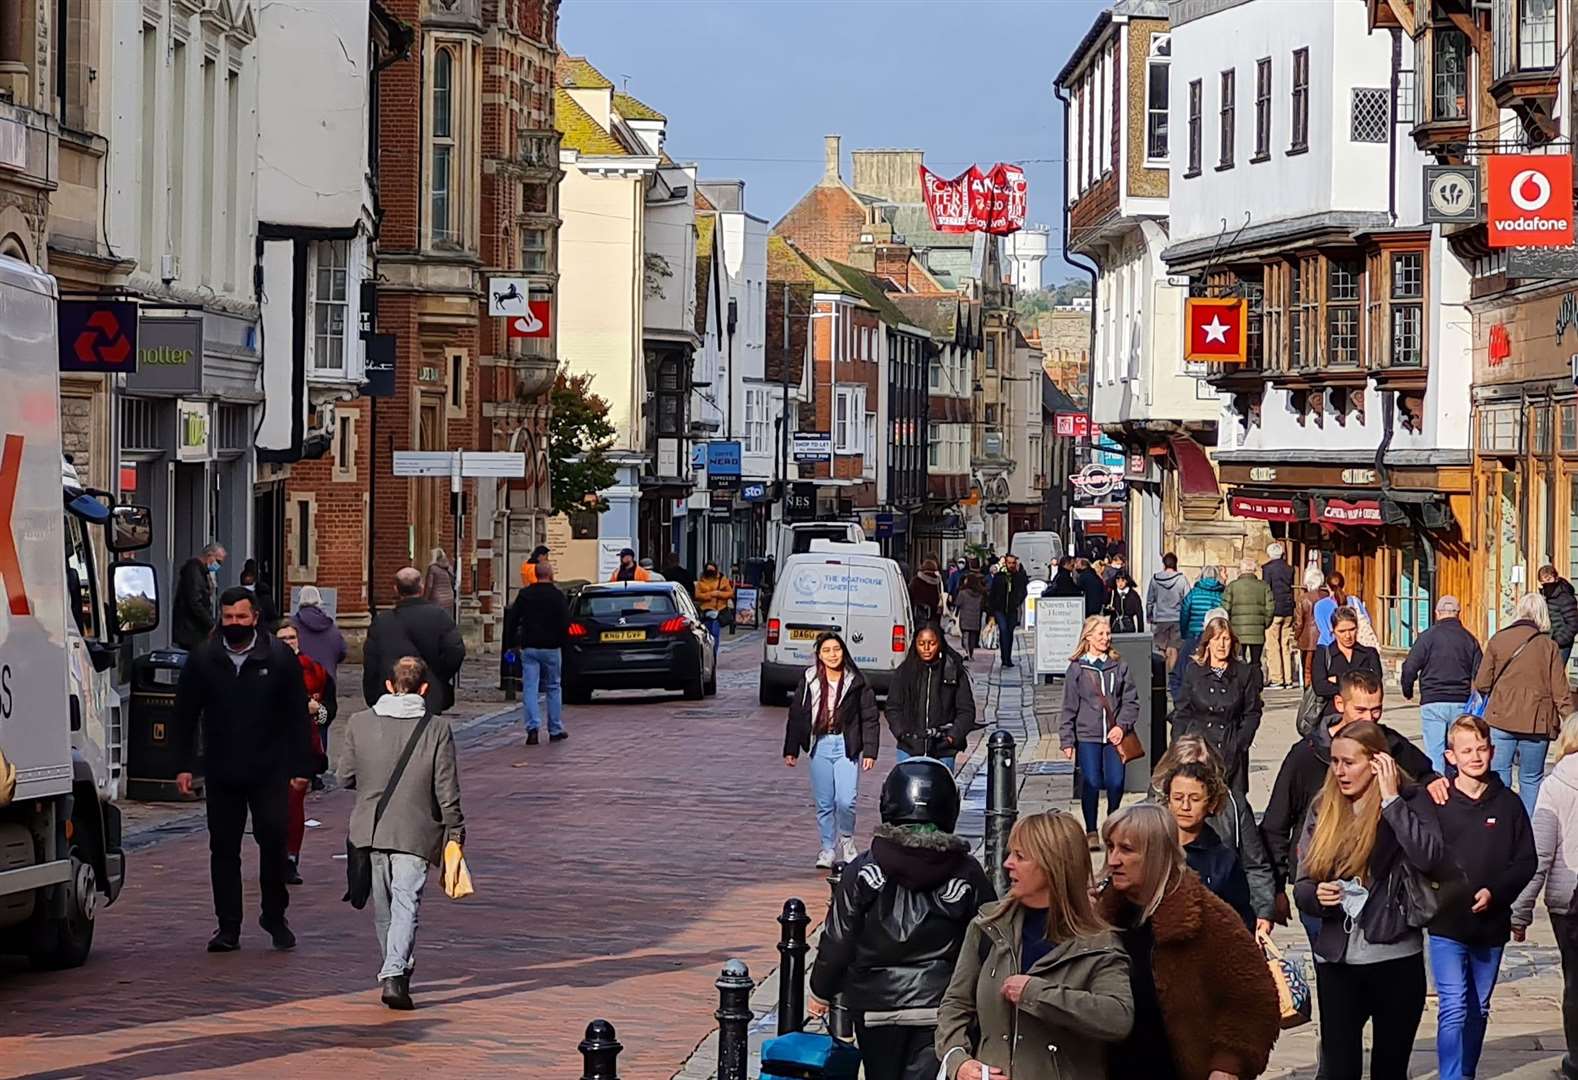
[1074,557,1106,616]
[363,567,467,714]
[1262,543,1296,689]
[1400,594,1483,773]
[984,554,1029,668]
[503,560,571,745]
[175,586,313,953]
[172,543,225,650]
[1540,565,1578,666]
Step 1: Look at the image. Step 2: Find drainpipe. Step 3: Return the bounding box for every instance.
[1053,81,1099,552]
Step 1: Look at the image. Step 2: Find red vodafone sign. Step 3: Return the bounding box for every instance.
[1488,154,1574,248]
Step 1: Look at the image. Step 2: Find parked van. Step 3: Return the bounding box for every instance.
[759,540,911,705]
[774,521,866,571]
[1009,530,1065,581]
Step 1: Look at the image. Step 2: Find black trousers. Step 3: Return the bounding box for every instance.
[1551,913,1578,1077]
[1240,642,1265,666]
[206,778,290,932]
[1314,953,1426,1080]
[854,1019,938,1080]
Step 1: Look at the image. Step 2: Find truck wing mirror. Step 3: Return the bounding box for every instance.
[108,505,153,553]
[111,562,160,636]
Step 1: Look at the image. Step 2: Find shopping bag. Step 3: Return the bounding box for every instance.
[981,619,999,652]
[442,839,475,900]
[1257,931,1312,1030]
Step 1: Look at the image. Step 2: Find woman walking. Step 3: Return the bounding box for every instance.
[1292,564,1328,687]
[275,618,330,886]
[886,625,975,770]
[954,571,987,658]
[1294,721,1448,1080]
[695,562,735,654]
[1170,618,1264,793]
[936,810,1135,1080]
[1105,572,1145,634]
[422,548,456,612]
[1475,592,1574,816]
[1311,606,1384,720]
[293,585,346,754]
[909,558,945,625]
[783,631,880,868]
[1096,802,1281,1080]
[1162,762,1257,931]
[1060,615,1140,845]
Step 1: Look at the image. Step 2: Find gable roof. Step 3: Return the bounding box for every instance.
[557,55,613,89]
[892,294,960,341]
[554,87,626,157]
[767,234,844,293]
[819,259,914,328]
[694,187,718,212]
[613,91,666,122]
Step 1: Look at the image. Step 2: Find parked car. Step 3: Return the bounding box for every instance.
[563,582,717,703]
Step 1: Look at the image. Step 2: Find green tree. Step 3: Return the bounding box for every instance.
[549,369,618,516]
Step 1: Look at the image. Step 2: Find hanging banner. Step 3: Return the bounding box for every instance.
[1184,297,1248,363]
[919,163,1027,236]
[986,163,1028,235]
[1488,154,1574,249]
[920,165,981,233]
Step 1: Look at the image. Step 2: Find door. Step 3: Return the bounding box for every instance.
[414,398,444,565]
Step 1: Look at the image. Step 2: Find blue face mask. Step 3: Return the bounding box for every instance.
[208,561,221,573]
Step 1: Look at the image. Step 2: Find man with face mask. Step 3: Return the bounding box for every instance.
[172,542,225,649]
[175,586,315,953]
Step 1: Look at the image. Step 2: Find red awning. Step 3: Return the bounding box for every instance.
[1229,494,1297,522]
[1168,435,1220,498]
[1318,497,1383,526]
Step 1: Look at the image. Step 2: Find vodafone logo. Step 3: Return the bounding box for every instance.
[1511,169,1552,212]
[1489,155,1574,248]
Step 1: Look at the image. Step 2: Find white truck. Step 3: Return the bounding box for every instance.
[0,256,160,968]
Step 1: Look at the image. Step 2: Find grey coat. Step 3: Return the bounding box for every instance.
[337,703,464,864]
[955,584,987,633]
[1059,656,1140,745]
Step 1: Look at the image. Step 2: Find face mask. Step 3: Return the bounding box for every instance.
[220,623,255,648]
[1339,878,1369,921]
[208,561,221,572]
[242,584,255,592]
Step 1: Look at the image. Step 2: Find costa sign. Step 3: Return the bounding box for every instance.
[1488,154,1574,248]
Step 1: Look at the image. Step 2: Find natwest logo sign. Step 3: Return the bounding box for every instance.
[1488,323,1512,366]
[1488,154,1574,248]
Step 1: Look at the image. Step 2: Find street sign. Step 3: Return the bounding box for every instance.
[1424,164,1480,225]
[391,450,527,478]
[792,432,832,463]
[390,451,454,477]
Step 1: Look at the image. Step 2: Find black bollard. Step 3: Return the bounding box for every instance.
[776,897,810,1035]
[716,958,754,1080]
[578,1019,622,1080]
[824,863,856,1042]
[985,729,1018,897]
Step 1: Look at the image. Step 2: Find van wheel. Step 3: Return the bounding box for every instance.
[29,851,96,970]
[758,674,780,707]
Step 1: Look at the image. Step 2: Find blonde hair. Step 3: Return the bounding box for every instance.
[1151,734,1227,795]
[1100,803,1187,921]
[1190,618,1237,666]
[1007,811,1110,939]
[1556,714,1578,762]
[1513,592,1553,632]
[1302,722,1401,882]
[1070,615,1116,662]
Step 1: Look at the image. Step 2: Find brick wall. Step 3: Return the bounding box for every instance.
[774,185,868,263]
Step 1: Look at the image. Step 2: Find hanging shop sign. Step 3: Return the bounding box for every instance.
[1317,497,1383,526]
[176,399,211,462]
[1487,154,1574,248]
[1183,297,1248,363]
[1423,164,1480,226]
[1053,412,1090,439]
[59,299,138,374]
[126,316,203,393]
[1229,494,1297,522]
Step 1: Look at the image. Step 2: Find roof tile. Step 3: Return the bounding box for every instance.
[613,91,666,122]
[556,55,613,89]
[554,87,625,157]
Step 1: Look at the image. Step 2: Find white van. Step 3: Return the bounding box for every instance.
[774,521,866,571]
[759,540,912,705]
[1010,530,1066,581]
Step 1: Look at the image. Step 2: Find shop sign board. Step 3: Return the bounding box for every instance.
[1034,597,1085,675]
[1488,154,1574,248]
[176,399,210,462]
[1318,497,1383,526]
[792,432,832,463]
[1229,494,1297,522]
[126,316,203,393]
[1473,289,1578,385]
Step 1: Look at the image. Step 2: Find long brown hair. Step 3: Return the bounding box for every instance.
[1302,721,1404,882]
[1005,811,1109,939]
[1189,618,1237,666]
[811,631,853,735]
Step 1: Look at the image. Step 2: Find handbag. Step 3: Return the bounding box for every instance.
[1353,605,1380,650]
[1256,931,1312,1030]
[1295,646,1331,737]
[1466,634,1536,719]
[1090,670,1145,765]
[343,710,433,910]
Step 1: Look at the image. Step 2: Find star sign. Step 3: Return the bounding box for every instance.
[1201,315,1230,344]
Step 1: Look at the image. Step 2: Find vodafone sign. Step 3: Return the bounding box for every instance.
[1488,154,1574,248]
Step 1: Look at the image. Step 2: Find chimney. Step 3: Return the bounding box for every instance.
[822,134,842,185]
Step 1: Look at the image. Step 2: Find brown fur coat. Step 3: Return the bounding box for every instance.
[1098,869,1280,1079]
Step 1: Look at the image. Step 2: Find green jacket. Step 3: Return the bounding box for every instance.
[1223,574,1275,645]
[936,900,1134,1080]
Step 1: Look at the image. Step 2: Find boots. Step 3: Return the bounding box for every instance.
[381,974,414,1010]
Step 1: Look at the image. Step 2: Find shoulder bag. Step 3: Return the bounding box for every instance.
[343,710,434,910]
[1353,604,1380,650]
[1089,668,1145,765]
[1466,633,1536,719]
[1256,930,1312,1030]
[1295,646,1331,736]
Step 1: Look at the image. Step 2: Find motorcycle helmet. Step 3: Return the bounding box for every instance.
[879,758,960,832]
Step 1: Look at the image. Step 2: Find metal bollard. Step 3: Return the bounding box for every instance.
[824,863,856,1042]
[716,958,754,1080]
[985,729,1018,897]
[578,1019,622,1080]
[776,897,810,1035]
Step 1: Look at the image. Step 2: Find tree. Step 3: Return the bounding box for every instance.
[549,369,618,517]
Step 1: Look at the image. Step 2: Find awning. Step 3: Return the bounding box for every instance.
[1168,435,1220,498]
[1316,497,1383,526]
[1229,493,1297,522]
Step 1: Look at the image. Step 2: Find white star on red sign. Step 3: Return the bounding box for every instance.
[1201,315,1231,344]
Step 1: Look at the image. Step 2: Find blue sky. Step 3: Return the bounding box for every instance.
[558,0,1108,282]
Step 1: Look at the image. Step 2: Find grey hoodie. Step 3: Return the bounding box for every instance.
[1146,569,1189,624]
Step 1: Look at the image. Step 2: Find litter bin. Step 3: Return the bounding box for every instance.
[760,1031,861,1079]
[126,649,200,801]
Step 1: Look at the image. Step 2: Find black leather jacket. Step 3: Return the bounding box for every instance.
[810,825,995,1011]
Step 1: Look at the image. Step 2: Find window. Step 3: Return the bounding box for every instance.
[835,386,866,453]
[1254,58,1271,159]
[1520,0,1557,69]
[289,496,317,580]
[313,240,349,372]
[986,338,996,371]
[1218,69,1236,168]
[864,412,876,465]
[1147,34,1170,161]
[655,356,685,436]
[928,422,940,467]
[333,409,358,483]
[1289,260,1305,367]
[1290,48,1309,151]
[520,227,548,272]
[928,357,942,391]
[1431,29,1469,120]
[446,350,466,416]
[744,387,769,454]
[1389,252,1424,367]
[1351,89,1389,143]
[1187,79,1203,175]
[432,48,455,244]
[1327,259,1362,366]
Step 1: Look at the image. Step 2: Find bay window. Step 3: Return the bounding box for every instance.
[1147,34,1170,161]
[1366,246,1429,368]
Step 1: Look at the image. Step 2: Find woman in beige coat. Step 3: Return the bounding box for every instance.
[1474,591,1575,816]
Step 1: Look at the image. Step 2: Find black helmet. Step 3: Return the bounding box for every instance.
[880,759,960,832]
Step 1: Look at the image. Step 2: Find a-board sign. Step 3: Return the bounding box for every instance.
[1034,597,1086,675]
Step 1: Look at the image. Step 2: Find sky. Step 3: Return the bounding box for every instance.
[558,0,1109,283]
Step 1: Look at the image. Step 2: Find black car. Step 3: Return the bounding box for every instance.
[563,582,718,703]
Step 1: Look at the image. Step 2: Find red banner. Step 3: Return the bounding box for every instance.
[920,166,982,233]
[920,163,1027,235]
[1488,154,1574,248]
[1318,498,1383,526]
[1053,412,1090,438]
[1184,297,1248,363]
[1229,495,1297,522]
[986,163,1028,235]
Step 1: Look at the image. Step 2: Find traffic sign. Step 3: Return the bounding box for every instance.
[391,450,527,478]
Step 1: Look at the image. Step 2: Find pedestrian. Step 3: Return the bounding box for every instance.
[886,625,975,770]
[1096,802,1281,1080]
[1161,762,1256,930]
[1075,557,1107,616]
[945,556,968,603]
[609,547,651,582]
[1060,615,1140,846]
[985,553,1029,668]
[173,542,225,650]
[1294,721,1450,1080]
[783,631,880,868]
[909,558,945,625]
[696,561,735,654]
[502,558,569,746]
[174,586,314,952]
[1430,714,1536,1080]
[936,810,1135,1080]
[1146,552,1190,673]
[1262,543,1296,689]
[1474,591,1575,816]
[1542,564,1578,669]
[1311,606,1384,721]
[1313,570,1369,647]
[1050,555,1080,598]
[810,759,995,1080]
[1400,595,1483,774]
[336,655,464,1011]
[1223,557,1274,668]
[362,567,467,715]
[954,571,987,659]
[662,556,696,598]
[421,548,456,613]
[1170,617,1264,793]
[1104,572,1144,634]
[1176,565,1225,659]
[275,618,330,885]
[238,560,280,628]
[519,543,550,587]
[1293,564,1328,687]
[638,556,663,579]
[293,585,347,685]
[1512,713,1578,1076]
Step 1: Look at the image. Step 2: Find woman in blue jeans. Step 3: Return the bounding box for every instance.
[1059,615,1139,846]
[783,632,880,868]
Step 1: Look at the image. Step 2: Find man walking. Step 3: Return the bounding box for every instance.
[1224,557,1275,667]
[174,586,313,952]
[1074,557,1106,616]
[338,656,464,1010]
[173,542,225,650]
[1146,552,1190,672]
[1262,543,1296,688]
[985,553,1029,668]
[1401,595,1483,773]
[504,560,570,745]
[363,567,467,715]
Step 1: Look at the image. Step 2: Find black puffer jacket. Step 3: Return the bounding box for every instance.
[1170,659,1264,781]
[885,648,976,757]
[363,597,468,713]
[1545,578,1578,649]
[784,666,882,762]
[810,824,995,1011]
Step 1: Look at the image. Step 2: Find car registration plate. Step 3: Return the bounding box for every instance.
[600,630,647,643]
[788,628,820,641]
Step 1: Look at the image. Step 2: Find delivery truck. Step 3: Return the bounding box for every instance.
[0,256,160,968]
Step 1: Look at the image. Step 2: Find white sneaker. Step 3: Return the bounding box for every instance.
[815,848,835,869]
[838,836,859,864]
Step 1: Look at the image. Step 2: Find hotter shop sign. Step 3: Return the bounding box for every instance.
[1488,155,1574,248]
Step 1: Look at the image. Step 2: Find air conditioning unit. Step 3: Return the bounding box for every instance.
[160,253,180,284]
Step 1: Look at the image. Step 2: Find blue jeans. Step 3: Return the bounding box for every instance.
[1430,935,1504,1080]
[1420,701,1468,776]
[894,747,958,771]
[809,733,858,851]
[520,647,564,735]
[1491,729,1549,816]
[996,611,1016,665]
[1076,739,1124,833]
[705,617,721,653]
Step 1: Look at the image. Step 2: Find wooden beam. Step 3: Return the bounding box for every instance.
[1385,0,1417,37]
[1445,10,1477,40]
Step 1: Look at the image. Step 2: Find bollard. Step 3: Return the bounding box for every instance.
[716,958,754,1080]
[985,729,1018,898]
[824,863,856,1042]
[578,1019,622,1080]
[776,897,810,1035]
